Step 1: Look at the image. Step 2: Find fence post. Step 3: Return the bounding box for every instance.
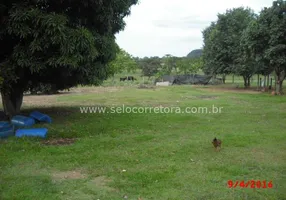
[266,75,269,90]
[257,74,260,90]
[274,73,277,91]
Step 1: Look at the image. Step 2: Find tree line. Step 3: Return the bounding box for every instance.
[202,0,286,93]
[109,49,203,80]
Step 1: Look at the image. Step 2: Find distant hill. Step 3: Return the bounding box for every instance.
[187,49,203,58]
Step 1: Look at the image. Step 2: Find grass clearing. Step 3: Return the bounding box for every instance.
[0,85,286,199]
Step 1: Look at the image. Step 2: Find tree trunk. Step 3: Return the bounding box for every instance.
[257,74,260,91]
[274,73,277,91]
[1,88,24,118]
[266,75,270,90]
[232,74,234,84]
[211,74,216,84]
[243,76,247,88]
[276,81,283,94]
[276,78,282,94]
[222,74,226,84]
[247,76,251,87]
[276,70,285,94]
[49,84,58,94]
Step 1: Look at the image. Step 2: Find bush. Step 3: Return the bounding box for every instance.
[28,83,59,95]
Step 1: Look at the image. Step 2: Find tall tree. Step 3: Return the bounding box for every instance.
[263,0,286,93]
[0,0,138,117]
[177,57,202,75]
[235,18,259,88]
[202,22,219,76]
[245,1,286,93]
[107,48,138,76]
[162,54,177,74]
[138,57,161,79]
[202,7,256,84]
[240,19,273,88]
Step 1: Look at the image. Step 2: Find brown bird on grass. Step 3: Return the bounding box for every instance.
[212,137,222,151]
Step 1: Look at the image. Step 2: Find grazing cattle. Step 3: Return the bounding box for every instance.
[120,76,136,81]
[127,76,136,81]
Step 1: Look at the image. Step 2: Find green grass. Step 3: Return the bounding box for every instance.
[1,85,286,200]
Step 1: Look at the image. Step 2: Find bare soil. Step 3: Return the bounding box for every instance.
[52,170,86,180]
[89,176,116,192]
[197,86,263,94]
[41,138,76,146]
[1,86,124,107]
[198,95,218,100]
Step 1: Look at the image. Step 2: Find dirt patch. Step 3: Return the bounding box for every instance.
[230,97,251,105]
[91,176,112,187]
[198,86,261,94]
[0,86,123,107]
[22,94,59,106]
[197,95,218,100]
[51,170,116,192]
[138,84,155,90]
[88,176,117,192]
[52,170,86,180]
[41,138,76,146]
[69,86,123,94]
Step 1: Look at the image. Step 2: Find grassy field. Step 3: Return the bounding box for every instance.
[0,84,286,200]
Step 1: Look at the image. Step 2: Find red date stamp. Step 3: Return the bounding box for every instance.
[228,180,273,188]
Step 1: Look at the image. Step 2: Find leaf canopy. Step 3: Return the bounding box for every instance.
[0,0,138,92]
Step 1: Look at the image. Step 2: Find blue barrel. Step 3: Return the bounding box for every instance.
[15,128,48,138]
[30,111,52,123]
[11,115,35,127]
[0,124,15,139]
[0,121,10,128]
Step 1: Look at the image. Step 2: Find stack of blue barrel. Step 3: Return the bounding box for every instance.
[0,111,51,139]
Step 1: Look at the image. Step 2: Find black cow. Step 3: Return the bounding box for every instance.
[120,76,136,81]
[127,76,136,81]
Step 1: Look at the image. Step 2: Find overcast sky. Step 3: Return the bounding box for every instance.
[115,0,273,58]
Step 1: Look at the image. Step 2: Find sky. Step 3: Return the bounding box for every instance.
[115,0,273,58]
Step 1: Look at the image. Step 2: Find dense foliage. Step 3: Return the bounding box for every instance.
[137,54,203,79]
[137,57,161,79]
[202,0,286,93]
[202,7,256,86]
[107,48,138,76]
[0,0,138,116]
